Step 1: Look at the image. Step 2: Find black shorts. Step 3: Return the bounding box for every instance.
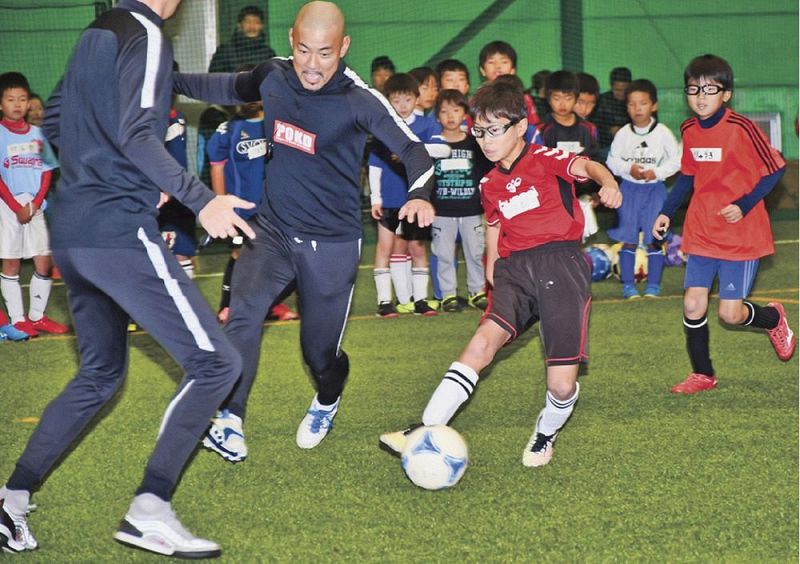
[378,207,432,241]
[484,241,591,366]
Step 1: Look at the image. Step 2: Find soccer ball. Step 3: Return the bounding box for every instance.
[401,425,468,490]
[585,246,612,281]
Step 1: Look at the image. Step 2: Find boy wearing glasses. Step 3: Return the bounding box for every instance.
[381,80,621,467]
[652,54,793,394]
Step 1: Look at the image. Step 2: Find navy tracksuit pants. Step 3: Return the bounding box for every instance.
[7,228,241,501]
[223,217,360,416]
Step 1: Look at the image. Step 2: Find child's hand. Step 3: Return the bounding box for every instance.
[371,204,383,220]
[652,214,670,240]
[719,204,743,223]
[641,169,657,181]
[598,182,622,209]
[15,204,32,225]
[630,164,644,180]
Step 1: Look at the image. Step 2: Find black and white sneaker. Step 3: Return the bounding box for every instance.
[413,300,438,317]
[0,496,36,553]
[522,430,558,467]
[376,301,399,318]
[114,508,221,558]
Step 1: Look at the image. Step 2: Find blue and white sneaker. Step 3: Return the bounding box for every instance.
[622,284,641,300]
[0,324,29,342]
[202,410,247,462]
[296,395,339,449]
[643,284,661,298]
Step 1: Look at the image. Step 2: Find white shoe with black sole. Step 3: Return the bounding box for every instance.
[114,511,221,559]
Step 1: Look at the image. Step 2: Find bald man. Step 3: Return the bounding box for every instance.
[201,1,437,462]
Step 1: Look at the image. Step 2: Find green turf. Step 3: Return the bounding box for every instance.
[2,220,797,562]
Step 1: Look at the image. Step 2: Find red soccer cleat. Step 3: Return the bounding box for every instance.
[766,302,795,361]
[30,315,69,334]
[671,373,718,394]
[269,303,299,321]
[13,318,39,338]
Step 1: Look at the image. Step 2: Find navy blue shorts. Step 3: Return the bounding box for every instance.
[607,180,667,246]
[160,223,197,257]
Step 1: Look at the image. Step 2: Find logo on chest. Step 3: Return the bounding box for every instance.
[498,185,541,219]
[691,148,722,162]
[273,120,316,155]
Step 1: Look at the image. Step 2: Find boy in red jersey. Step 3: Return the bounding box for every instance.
[653,54,794,394]
[381,80,621,467]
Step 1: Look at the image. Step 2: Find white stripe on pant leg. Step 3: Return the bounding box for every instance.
[157,380,194,439]
[335,239,361,354]
[137,228,215,352]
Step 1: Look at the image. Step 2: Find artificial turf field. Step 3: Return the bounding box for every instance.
[2,218,797,562]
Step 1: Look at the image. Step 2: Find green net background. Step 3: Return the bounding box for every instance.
[1,0,797,168]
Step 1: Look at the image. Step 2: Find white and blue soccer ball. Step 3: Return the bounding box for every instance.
[401,425,468,490]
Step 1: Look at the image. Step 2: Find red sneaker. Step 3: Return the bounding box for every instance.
[13,319,39,338]
[30,315,69,334]
[269,303,299,321]
[671,373,717,394]
[766,302,795,361]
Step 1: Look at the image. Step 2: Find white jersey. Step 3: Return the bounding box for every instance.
[606,119,680,184]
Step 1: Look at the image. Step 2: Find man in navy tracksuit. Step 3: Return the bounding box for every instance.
[202,1,436,461]
[0,0,258,558]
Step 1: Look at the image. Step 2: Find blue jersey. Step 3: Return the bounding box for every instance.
[0,122,58,210]
[44,0,244,249]
[368,113,444,208]
[207,117,266,219]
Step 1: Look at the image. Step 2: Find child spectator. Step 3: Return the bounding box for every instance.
[25,93,44,127]
[207,96,298,323]
[538,70,598,158]
[370,55,395,93]
[0,72,68,337]
[575,72,599,126]
[409,66,439,116]
[431,89,492,312]
[594,66,632,156]
[436,59,470,96]
[381,79,621,467]
[529,69,551,117]
[478,40,540,126]
[653,54,794,394]
[606,79,680,299]
[369,73,447,317]
[208,5,276,73]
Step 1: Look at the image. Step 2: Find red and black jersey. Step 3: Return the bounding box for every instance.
[680,108,785,260]
[480,143,588,257]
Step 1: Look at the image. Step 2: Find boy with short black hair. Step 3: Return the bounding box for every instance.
[575,72,599,124]
[409,66,439,116]
[653,54,794,394]
[595,66,632,152]
[370,55,395,92]
[431,89,492,312]
[436,59,470,96]
[0,71,68,338]
[369,73,447,317]
[478,40,539,126]
[606,78,680,298]
[539,70,598,158]
[381,79,622,467]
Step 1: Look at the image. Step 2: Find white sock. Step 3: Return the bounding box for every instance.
[373,268,392,304]
[28,273,52,322]
[179,259,194,279]
[404,256,413,299]
[1,274,25,323]
[536,382,580,436]
[0,486,30,516]
[390,255,411,304]
[128,493,171,519]
[422,361,479,425]
[412,267,430,302]
[312,394,340,412]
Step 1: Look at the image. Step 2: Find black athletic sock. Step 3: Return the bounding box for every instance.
[742,301,780,330]
[219,256,236,310]
[684,315,714,376]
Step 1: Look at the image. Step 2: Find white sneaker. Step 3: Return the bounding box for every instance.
[203,409,247,462]
[114,505,220,558]
[379,423,423,456]
[522,429,558,467]
[0,488,37,553]
[296,396,339,449]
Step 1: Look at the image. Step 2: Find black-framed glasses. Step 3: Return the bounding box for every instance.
[684,84,726,96]
[470,119,519,139]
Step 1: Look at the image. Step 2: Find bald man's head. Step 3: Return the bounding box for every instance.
[289,1,350,91]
